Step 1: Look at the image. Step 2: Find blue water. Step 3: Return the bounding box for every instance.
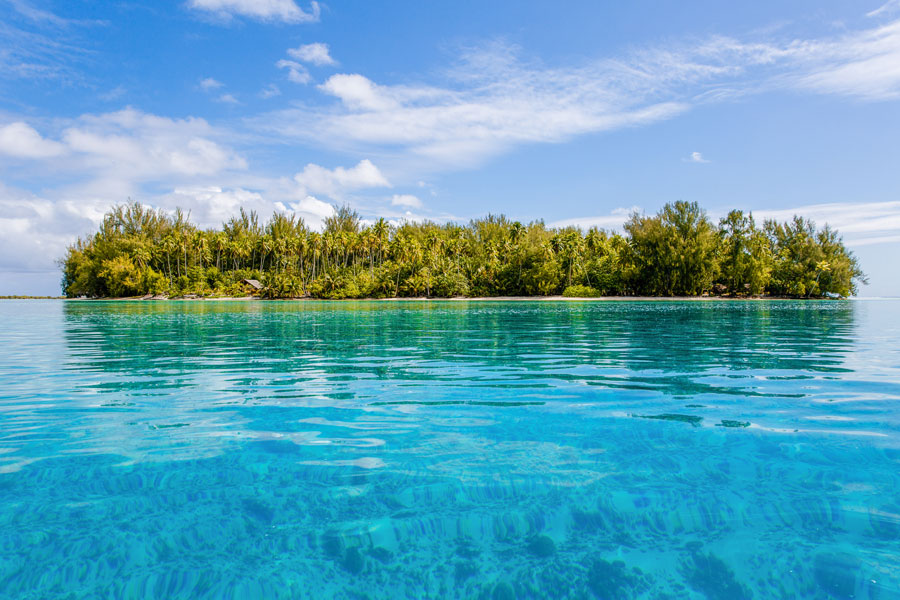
[1,299,899,599]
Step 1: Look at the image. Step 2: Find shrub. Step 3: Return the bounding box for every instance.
[562,284,603,298]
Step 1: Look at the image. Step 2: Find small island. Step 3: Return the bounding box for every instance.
[61,200,865,300]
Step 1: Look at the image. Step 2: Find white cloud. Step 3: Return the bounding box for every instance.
[187,0,320,24]
[318,74,401,111]
[200,77,223,90]
[293,159,391,199]
[687,151,709,163]
[550,206,640,231]
[0,122,66,158]
[260,84,281,98]
[98,86,127,102]
[217,93,240,104]
[390,194,422,208]
[255,17,900,170]
[263,44,709,168]
[277,59,311,84]
[55,108,247,178]
[163,186,268,229]
[752,200,900,246]
[274,195,335,229]
[790,19,900,100]
[0,182,103,273]
[551,200,900,249]
[287,42,336,66]
[867,0,900,18]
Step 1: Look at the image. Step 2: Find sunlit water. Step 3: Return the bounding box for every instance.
[1,299,899,600]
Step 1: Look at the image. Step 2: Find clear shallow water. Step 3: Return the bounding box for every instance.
[1,299,899,600]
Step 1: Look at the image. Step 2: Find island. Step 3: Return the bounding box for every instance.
[60,200,865,300]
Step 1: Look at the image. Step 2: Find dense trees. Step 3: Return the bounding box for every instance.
[60,200,866,299]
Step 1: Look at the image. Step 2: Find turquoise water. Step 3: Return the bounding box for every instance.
[1,300,899,599]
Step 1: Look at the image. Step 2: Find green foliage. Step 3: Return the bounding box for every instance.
[764,217,865,297]
[60,200,866,299]
[624,201,719,296]
[563,285,603,298]
[718,210,773,295]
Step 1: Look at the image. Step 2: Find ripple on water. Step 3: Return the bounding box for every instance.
[0,299,899,598]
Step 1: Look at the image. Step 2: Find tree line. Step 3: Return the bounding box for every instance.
[60,200,866,299]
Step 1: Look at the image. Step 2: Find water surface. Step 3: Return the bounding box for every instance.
[1,299,899,599]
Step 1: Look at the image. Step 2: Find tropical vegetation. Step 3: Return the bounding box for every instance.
[60,201,866,299]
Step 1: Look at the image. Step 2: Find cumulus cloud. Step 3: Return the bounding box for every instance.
[216,93,240,104]
[293,159,391,199]
[187,0,320,24]
[0,182,102,273]
[274,195,335,229]
[390,194,422,208]
[318,73,404,111]
[277,59,311,84]
[0,122,66,158]
[287,42,336,66]
[162,186,268,229]
[53,108,247,178]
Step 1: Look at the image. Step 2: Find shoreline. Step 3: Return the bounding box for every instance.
[58,294,853,302]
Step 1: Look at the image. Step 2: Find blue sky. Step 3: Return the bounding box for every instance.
[1,0,899,295]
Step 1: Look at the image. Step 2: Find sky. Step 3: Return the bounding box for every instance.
[1,0,899,296]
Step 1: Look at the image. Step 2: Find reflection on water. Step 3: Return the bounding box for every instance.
[1,299,899,599]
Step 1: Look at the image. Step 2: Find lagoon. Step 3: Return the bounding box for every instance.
[1,299,899,599]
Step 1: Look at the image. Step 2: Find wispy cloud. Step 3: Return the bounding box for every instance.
[6,0,106,28]
[187,0,320,24]
[98,85,127,102]
[260,46,692,170]
[0,7,92,82]
[287,42,336,66]
[200,77,223,90]
[260,83,281,98]
[551,201,900,249]
[867,0,900,18]
[686,151,709,163]
[753,200,900,246]
[788,19,900,100]
[216,93,240,104]
[276,59,311,84]
[253,16,900,171]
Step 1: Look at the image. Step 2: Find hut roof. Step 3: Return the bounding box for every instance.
[241,279,263,290]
